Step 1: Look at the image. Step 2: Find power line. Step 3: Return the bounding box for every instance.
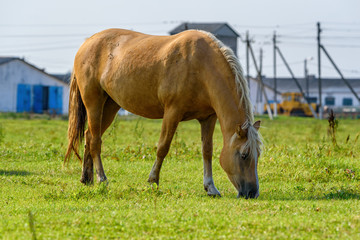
[274,39,360,48]
[278,34,360,40]
[323,28,360,33]
[324,21,360,25]
[0,39,83,49]
[0,45,79,53]
[320,43,360,48]
[278,35,316,39]
[0,29,169,39]
[262,60,304,69]
[277,41,315,46]
[322,36,360,39]
[233,22,314,29]
[233,24,277,29]
[0,21,171,28]
[0,34,89,38]
[309,62,360,74]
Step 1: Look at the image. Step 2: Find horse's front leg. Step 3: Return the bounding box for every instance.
[148,108,181,186]
[199,114,221,197]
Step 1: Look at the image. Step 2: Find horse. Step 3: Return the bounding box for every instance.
[65,28,262,198]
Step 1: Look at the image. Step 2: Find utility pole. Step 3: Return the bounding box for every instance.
[273,31,278,117]
[246,31,250,90]
[248,43,273,120]
[254,48,264,114]
[317,22,360,106]
[244,32,272,119]
[320,45,360,102]
[304,59,309,97]
[317,22,322,119]
[276,47,318,118]
[259,48,263,75]
[259,48,263,111]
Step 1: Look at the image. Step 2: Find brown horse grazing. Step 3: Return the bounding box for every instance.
[65,29,262,198]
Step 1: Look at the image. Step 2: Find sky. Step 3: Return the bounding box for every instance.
[1,0,359,78]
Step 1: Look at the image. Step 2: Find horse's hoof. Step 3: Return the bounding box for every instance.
[147,176,159,186]
[208,192,222,198]
[97,175,108,184]
[100,179,109,186]
[147,179,159,187]
[205,185,221,197]
[80,177,94,185]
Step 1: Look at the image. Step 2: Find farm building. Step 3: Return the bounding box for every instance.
[250,75,360,115]
[0,57,70,114]
[169,22,240,55]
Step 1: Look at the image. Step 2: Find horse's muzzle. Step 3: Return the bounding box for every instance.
[237,185,259,199]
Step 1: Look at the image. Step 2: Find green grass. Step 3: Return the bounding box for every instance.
[0,116,359,239]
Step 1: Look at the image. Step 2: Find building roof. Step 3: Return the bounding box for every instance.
[51,73,71,84]
[260,75,360,93]
[0,56,69,85]
[0,57,20,65]
[169,22,239,37]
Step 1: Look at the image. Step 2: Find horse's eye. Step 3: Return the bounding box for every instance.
[241,153,248,160]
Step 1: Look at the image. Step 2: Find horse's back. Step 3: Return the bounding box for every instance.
[74,29,222,120]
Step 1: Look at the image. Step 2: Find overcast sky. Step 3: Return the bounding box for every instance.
[1,0,359,78]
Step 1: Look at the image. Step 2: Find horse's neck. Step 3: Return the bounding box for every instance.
[217,105,246,143]
[210,78,247,143]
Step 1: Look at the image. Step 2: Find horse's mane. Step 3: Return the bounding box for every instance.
[198,30,262,157]
[197,30,253,123]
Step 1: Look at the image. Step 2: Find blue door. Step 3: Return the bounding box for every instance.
[33,85,43,113]
[49,86,63,114]
[16,84,31,112]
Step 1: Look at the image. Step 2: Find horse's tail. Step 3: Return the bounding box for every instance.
[64,72,87,164]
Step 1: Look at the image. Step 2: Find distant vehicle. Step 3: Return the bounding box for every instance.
[264,92,317,117]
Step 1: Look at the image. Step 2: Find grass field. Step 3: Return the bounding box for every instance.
[0,115,359,239]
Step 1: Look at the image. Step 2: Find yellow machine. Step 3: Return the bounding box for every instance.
[265,92,317,117]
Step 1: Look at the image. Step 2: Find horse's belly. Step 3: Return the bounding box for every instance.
[105,87,164,119]
[120,101,164,119]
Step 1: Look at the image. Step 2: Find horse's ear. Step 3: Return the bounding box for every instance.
[253,120,261,131]
[236,124,247,138]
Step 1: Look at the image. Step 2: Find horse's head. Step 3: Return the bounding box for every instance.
[220,120,262,199]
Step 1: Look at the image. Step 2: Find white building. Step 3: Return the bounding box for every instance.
[249,75,360,114]
[0,57,70,114]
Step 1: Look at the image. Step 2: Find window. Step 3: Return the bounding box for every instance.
[325,96,335,106]
[343,98,353,106]
[294,95,301,102]
[306,97,317,104]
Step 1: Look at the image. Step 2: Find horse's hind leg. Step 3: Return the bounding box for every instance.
[199,114,221,197]
[100,97,121,135]
[81,97,120,185]
[80,87,109,183]
[81,130,94,185]
[148,107,182,185]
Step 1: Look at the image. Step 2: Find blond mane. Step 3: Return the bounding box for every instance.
[198,30,262,157]
[197,30,254,123]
